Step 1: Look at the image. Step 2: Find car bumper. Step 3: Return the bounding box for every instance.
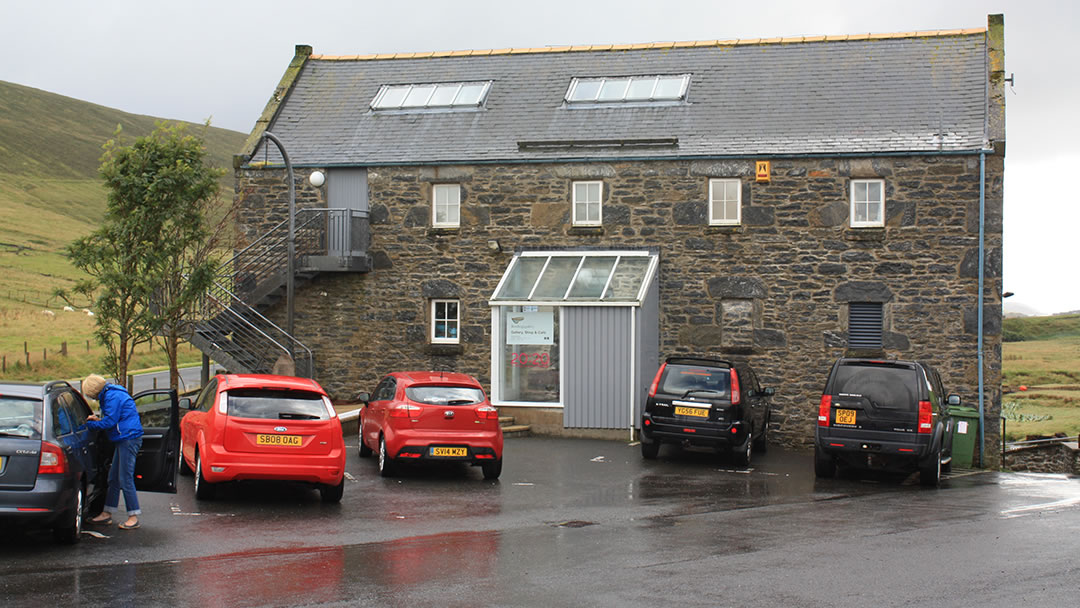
[200,445,345,485]
[385,428,503,464]
[0,475,75,527]
[816,429,933,470]
[641,415,747,450]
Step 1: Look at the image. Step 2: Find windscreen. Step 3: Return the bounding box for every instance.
[227,389,328,420]
[405,386,485,406]
[0,397,42,439]
[832,364,918,411]
[660,365,730,398]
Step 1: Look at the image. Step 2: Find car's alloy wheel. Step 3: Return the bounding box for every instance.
[378,436,395,477]
[920,449,942,487]
[194,450,217,499]
[733,432,752,467]
[178,446,192,476]
[481,459,502,480]
[320,479,345,503]
[814,445,837,478]
[53,484,84,544]
[358,423,373,458]
[640,439,660,459]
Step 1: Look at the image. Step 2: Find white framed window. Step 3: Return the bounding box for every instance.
[432,299,460,344]
[850,179,885,227]
[709,178,742,225]
[432,184,461,227]
[371,81,492,111]
[572,181,603,226]
[565,74,691,104]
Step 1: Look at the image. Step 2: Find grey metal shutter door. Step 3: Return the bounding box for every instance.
[848,302,883,349]
[563,307,632,429]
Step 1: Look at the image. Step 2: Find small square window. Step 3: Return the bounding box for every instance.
[573,181,603,226]
[433,184,461,227]
[709,178,741,225]
[850,179,885,228]
[432,299,460,344]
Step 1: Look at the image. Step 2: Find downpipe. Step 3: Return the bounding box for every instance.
[977,150,987,468]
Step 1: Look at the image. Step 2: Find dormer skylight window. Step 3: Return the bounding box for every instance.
[565,74,690,105]
[371,81,492,111]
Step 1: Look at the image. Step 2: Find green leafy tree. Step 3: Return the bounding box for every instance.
[61,122,226,386]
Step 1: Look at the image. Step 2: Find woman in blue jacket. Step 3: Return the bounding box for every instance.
[82,374,144,530]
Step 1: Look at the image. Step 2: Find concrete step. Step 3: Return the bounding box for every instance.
[502,424,531,438]
[498,416,515,425]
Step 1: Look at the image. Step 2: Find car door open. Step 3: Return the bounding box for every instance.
[132,389,180,494]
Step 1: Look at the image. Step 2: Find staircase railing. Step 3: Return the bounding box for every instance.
[193,280,314,378]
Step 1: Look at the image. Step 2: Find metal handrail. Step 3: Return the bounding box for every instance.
[1005,435,1080,449]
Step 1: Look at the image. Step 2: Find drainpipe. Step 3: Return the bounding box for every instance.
[977,150,986,468]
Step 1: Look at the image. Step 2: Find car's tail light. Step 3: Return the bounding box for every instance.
[38,441,67,475]
[818,395,832,427]
[217,391,228,415]
[476,406,499,420]
[322,396,337,418]
[389,404,422,418]
[918,400,933,433]
[729,369,741,405]
[648,363,667,397]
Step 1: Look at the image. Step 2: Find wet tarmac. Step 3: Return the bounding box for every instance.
[2,437,1079,607]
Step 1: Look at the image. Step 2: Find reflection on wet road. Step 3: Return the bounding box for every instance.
[2,437,1079,607]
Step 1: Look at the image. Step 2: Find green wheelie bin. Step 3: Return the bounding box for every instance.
[949,406,981,469]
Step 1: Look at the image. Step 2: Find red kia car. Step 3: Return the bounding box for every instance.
[358,372,503,480]
[179,374,345,502]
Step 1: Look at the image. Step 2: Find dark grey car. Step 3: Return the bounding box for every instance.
[0,381,180,543]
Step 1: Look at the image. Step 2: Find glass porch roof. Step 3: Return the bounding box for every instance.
[489,250,658,306]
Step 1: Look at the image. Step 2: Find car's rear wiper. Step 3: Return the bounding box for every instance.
[446,400,475,405]
[277,413,321,420]
[682,389,725,399]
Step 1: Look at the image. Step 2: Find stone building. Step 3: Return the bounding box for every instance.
[209,15,1006,457]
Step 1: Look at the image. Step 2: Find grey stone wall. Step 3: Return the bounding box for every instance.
[233,152,1004,451]
[1004,442,1080,475]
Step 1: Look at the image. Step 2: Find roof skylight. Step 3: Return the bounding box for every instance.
[565,75,690,105]
[371,81,492,110]
[490,251,659,305]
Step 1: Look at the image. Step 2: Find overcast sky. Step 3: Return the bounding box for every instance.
[3,0,1077,314]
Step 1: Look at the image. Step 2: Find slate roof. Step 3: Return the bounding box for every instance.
[245,29,989,168]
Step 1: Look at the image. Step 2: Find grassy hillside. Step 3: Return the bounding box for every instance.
[0,80,246,305]
[1001,314,1080,440]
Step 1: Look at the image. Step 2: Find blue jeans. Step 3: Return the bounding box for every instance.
[104,437,142,516]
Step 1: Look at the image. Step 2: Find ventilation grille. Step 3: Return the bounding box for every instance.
[848,302,884,349]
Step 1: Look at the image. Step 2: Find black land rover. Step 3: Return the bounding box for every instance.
[640,357,774,466]
[815,358,959,486]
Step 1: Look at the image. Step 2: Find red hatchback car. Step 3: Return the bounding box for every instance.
[358,372,503,479]
[179,374,345,502]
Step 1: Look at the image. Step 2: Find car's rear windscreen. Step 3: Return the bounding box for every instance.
[406,386,485,406]
[832,364,919,411]
[0,397,42,439]
[660,365,730,398]
[226,389,328,420]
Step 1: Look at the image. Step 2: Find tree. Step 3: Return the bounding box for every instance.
[61,122,226,386]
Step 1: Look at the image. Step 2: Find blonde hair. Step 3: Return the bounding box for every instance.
[82,374,107,399]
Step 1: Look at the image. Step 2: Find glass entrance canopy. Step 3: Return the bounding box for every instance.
[490,250,659,306]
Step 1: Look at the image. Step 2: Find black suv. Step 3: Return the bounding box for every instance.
[815,358,959,486]
[640,357,774,466]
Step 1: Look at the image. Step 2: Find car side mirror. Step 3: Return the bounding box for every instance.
[947,394,961,407]
[355,392,370,405]
[179,397,194,410]
[763,387,776,396]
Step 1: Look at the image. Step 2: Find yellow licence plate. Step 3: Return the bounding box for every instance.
[835,409,857,425]
[674,406,709,418]
[430,446,468,457]
[256,434,302,446]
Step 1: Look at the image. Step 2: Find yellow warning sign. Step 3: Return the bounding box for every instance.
[756,161,771,183]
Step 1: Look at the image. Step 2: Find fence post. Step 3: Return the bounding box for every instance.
[23,341,27,354]
[127,375,134,392]
[2,355,5,373]
[43,348,46,363]
[25,352,29,367]
[61,341,68,357]
[86,340,90,352]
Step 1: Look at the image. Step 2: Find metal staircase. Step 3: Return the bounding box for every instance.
[188,208,371,378]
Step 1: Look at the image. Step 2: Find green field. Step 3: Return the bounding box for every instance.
[1001,314,1080,440]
